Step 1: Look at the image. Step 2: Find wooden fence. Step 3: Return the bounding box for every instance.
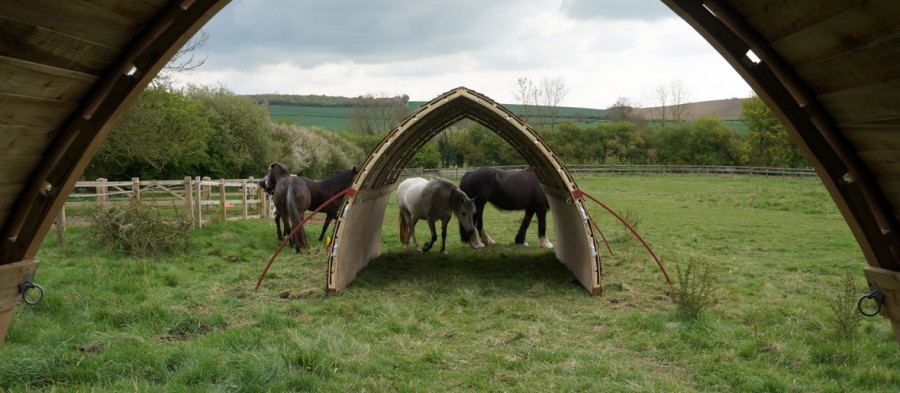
[54,165,817,243]
[57,177,271,238]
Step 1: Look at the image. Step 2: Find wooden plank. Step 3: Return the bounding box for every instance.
[862,266,900,346]
[81,0,163,24]
[0,55,98,101]
[0,93,78,128]
[0,124,56,156]
[795,36,900,94]
[859,160,900,182]
[0,0,140,48]
[818,78,900,124]
[771,0,900,68]
[741,0,859,42]
[0,15,122,75]
[0,156,40,185]
[842,119,900,151]
[0,259,39,348]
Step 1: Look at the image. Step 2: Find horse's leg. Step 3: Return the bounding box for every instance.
[476,202,495,247]
[422,218,437,253]
[515,210,535,246]
[439,218,449,254]
[274,214,283,241]
[410,217,420,251]
[536,210,553,248]
[318,215,332,242]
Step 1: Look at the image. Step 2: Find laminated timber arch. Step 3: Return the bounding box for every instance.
[3,0,900,347]
[326,87,603,294]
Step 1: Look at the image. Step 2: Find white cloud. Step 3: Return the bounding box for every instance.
[174,0,751,108]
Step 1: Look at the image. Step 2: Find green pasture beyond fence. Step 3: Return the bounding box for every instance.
[56,176,272,244]
[56,165,817,243]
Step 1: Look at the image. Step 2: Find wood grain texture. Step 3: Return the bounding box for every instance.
[770,0,900,68]
[0,124,56,157]
[0,0,140,48]
[0,55,98,101]
[0,15,122,75]
[0,93,78,128]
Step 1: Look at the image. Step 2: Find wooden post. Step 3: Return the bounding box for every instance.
[863,266,900,347]
[202,176,211,215]
[97,178,108,203]
[219,179,226,222]
[184,176,194,228]
[241,179,249,220]
[195,176,203,228]
[132,177,140,201]
[0,259,40,348]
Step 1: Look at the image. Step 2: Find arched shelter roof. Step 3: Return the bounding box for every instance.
[325,86,602,294]
[2,0,900,341]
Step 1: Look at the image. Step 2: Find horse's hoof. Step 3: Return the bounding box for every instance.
[471,242,485,249]
[422,244,432,252]
[519,242,529,247]
[540,241,554,249]
[441,249,448,255]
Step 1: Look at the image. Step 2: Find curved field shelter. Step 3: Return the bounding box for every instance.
[2,0,900,345]
[325,87,603,294]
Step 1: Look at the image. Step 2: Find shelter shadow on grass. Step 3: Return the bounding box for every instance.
[348,246,582,295]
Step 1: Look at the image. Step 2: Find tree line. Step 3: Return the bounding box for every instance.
[87,84,804,182]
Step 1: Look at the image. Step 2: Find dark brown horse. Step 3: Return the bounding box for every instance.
[266,162,310,253]
[458,167,553,249]
[300,167,357,241]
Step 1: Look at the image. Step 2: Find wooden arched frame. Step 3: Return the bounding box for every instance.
[326,87,603,294]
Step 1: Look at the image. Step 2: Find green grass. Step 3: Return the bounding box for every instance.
[3,174,899,391]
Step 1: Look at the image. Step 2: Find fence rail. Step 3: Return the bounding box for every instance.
[56,177,272,244]
[400,165,818,179]
[55,165,817,243]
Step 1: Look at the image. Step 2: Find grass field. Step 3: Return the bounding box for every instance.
[3,175,899,391]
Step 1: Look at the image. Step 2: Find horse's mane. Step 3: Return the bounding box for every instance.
[318,167,356,190]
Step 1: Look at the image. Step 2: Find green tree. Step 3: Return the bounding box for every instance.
[741,94,807,167]
[270,123,364,179]
[86,86,213,180]
[408,141,442,169]
[655,117,746,165]
[184,84,276,178]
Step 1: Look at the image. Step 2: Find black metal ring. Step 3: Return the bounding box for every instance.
[858,292,881,317]
[20,281,44,305]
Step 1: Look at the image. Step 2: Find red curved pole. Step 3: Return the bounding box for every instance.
[573,189,673,287]
[255,187,352,291]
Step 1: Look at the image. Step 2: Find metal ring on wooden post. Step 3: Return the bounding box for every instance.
[18,275,44,306]
[858,285,884,317]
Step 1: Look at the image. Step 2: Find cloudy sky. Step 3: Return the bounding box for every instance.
[173,0,753,109]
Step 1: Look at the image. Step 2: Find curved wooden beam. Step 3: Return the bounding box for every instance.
[0,0,230,264]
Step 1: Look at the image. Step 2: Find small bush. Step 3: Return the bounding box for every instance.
[828,273,862,339]
[670,258,717,318]
[88,200,191,258]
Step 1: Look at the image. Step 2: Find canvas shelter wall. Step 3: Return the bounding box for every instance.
[326,87,603,294]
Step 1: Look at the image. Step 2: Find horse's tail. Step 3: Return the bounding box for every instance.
[286,182,305,249]
[399,211,409,245]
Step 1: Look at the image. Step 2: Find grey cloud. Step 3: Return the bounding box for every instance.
[560,0,675,21]
[199,0,528,70]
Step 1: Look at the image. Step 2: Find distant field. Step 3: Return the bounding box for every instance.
[266,101,748,133]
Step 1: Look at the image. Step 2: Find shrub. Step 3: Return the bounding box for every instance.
[670,258,717,318]
[88,200,191,258]
[828,273,862,339]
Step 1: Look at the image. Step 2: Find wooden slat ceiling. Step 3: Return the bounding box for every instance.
[0,0,899,279]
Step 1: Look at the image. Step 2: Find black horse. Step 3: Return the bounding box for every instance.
[266,162,310,253]
[263,163,356,242]
[458,167,553,248]
[301,167,357,242]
